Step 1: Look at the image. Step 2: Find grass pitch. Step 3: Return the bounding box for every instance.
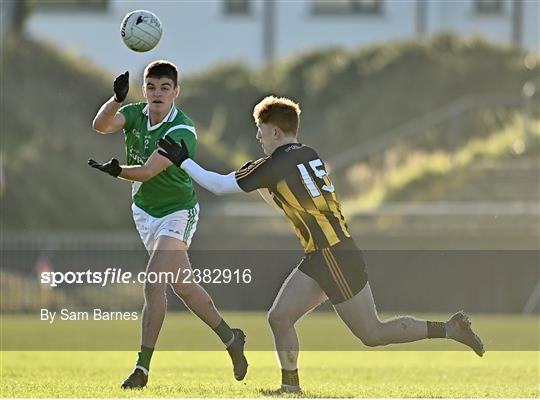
[1,350,538,398]
[1,312,538,397]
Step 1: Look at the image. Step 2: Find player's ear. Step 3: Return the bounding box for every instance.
[142,83,147,98]
[174,84,180,98]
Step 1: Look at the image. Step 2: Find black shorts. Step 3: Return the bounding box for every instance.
[298,238,368,304]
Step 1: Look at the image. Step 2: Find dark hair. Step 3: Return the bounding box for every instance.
[253,96,301,135]
[144,60,178,87]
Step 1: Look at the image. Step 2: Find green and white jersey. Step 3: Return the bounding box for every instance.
[119,102,197,218]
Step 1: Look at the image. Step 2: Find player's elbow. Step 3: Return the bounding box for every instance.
[92,117,118,134]
[92,118,108,134]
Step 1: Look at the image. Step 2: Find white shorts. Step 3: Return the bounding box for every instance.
[132,203,199,252]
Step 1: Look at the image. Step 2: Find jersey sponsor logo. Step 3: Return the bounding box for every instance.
[128,148,146,165]
[285,144,303,152]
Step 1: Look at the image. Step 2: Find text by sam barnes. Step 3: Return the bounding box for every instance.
[41,308,138,323]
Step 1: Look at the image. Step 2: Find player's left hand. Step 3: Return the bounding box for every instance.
[88,158,122,177]
[158,136,189,167]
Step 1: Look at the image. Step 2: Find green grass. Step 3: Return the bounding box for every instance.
[1,313,538,397]
[1,351,537,398]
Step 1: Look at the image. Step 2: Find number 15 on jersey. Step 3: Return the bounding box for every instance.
[297,159,335,198]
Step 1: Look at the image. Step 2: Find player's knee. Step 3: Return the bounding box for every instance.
[170,281,196,300]
[143,280,166,299]
[360,333,383,347]
[352,327,384,347]
[267,308,293,331]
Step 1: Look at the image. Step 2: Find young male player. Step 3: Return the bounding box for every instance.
[89,60,247,389]
[156,95,485,393]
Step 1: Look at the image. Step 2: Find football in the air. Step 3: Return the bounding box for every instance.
[120,10,162,52]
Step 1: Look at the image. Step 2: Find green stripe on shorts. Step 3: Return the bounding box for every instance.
[183,207,195,242]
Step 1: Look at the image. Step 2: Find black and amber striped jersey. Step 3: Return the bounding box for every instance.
[235,143,351,253]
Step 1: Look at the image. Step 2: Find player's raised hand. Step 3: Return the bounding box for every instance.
[113,71,129,103]
[158,136,189,167]
[88,158,122,177]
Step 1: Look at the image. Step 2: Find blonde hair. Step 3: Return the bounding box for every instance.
[253,96,301,135]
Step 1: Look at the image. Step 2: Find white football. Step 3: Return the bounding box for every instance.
[120,10,162,52]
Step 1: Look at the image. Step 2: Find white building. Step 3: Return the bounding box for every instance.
[25,0,540,75]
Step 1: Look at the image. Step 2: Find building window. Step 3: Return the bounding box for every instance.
[34,0,109,12]
[312,0,383,15]
[224,0,251,16]
[475,0,504,14]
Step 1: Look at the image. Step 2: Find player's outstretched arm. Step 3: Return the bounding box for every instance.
[118,150,172,182]
[92,72,129,134]
[182,160,242,195]
[158,137,243,195]
[88,149,172,182]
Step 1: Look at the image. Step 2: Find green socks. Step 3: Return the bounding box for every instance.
[136,345,154,372]
[213,318,234,346]
[135,320,232,375]
[135,320,232,374]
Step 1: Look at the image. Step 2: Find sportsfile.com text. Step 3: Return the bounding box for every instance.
[40,268,253,287]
